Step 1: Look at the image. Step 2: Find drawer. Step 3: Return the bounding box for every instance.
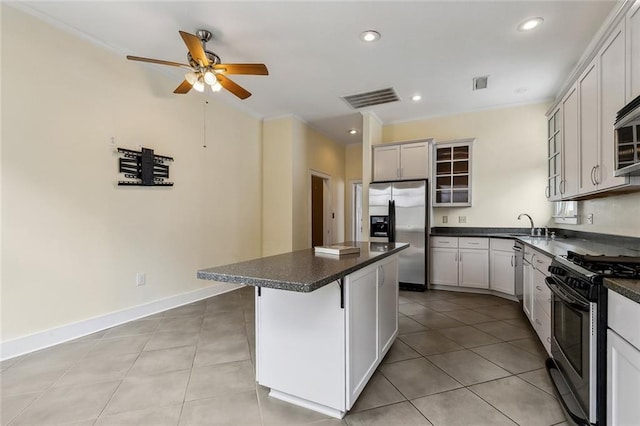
[430,236,458,248]
[489,238,515,251]
[458,237,489,249]
[534,280,552,317]
[533,302,551,356]
[532,252,552,275]
[524,247,534,263]
[609,290,640,350]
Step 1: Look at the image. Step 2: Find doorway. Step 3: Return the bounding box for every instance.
[310,171,331,248]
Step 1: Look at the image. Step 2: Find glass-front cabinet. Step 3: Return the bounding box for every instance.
[547,107,562,200]
[433,139,473,207]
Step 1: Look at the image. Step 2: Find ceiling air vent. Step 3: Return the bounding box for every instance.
[473,76,489,91]
[342,87,400,109]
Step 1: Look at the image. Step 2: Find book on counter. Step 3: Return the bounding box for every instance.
[314,244,360,256]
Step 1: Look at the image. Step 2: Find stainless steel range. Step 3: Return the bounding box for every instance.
[546,251,640,425]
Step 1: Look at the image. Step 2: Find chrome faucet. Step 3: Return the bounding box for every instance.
[517,213,535,236]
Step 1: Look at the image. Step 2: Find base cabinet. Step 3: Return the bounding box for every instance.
[607,289,640,425]
[489,238,516,295]
[522,248,551,355]
[256,255,399,418]
[430,237,489,289]
[607,330,640,425]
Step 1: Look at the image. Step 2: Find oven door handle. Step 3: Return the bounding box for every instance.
[545,277,590,312]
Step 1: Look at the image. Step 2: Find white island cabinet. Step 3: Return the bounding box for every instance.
[198,242,407,419]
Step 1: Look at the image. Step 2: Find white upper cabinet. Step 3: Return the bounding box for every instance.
[628,0,640,99]
[372,140,429,182]
[598,21,628,190]
[561,84,579,198]
[578,61,599,195]
[546,107,562,200]
[548,3,640,200]
[433,139,473,207]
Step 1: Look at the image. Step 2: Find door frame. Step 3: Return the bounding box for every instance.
[309,170,332,247]
[349,180,363,242]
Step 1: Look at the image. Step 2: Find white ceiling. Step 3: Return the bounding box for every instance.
[13,1,617,144]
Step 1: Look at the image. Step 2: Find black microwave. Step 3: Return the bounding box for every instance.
[614,94,640,176]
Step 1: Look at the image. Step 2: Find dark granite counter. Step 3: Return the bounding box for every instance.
[197,242,409,293]
[605,278,640,304]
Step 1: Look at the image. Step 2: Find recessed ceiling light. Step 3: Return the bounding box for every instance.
[349,129,358,135]
[360,30,381,42]
[411,94,422,102]
[517,17,544,32]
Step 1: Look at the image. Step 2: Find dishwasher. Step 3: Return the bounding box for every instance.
[513,241,524,299]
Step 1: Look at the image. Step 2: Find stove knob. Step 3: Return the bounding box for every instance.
[549,266,566,276]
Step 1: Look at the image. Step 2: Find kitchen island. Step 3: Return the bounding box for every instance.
[198,242,409,419]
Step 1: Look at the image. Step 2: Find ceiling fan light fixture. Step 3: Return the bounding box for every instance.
[210,80,223,92]
[204,69,217,85]
[185,71,198,85]
[193,75,205,92]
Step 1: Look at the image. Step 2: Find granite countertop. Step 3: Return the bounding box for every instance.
[197,242,409,293]
[604,278,640,304]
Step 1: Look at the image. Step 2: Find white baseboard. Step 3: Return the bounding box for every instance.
[0,282,244,361]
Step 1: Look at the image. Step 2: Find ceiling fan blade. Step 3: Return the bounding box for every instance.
[173,80,193,94]
[213,64,269,75]
[217,75,251,99]
[179,30,209,66]
[126,55,191,69]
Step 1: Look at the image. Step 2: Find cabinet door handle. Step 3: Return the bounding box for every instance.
[536,285,543,291]
[468,242,480,245]
[594,165,600,185]
[536,258,544,264]
[545,186,550,198]
[535,319,542,325]
[547,337,551,343]
[590,166,597,186]
[511,255,514,267]
[560,180,566,195]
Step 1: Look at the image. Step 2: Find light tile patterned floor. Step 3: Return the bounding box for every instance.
[1,288,569,425]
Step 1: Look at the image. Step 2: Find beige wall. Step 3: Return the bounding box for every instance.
[1,6,263,341]
[262,118,294,255]
[382,103,553,228]
[262,116,346,252]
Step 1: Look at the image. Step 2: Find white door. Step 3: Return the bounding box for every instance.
[629,0,640,99]
[562,85,579,198]
[431,248,458,286]
[523,261,534,320]
[373,145,400,182]
[399,142,428,179]
[578,61,599,194]
[459,249,489,289]
[489,250,515,295]
[346,264,379,408]
[607,329,640,425]
[599,22,628,190]
[378,257,398,357]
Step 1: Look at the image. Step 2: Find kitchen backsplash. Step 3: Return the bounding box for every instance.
[555,191,640,238]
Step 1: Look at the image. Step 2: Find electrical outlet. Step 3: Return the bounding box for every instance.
[458,216,467,224]
[442,215,448,224]
[586,213,594,225]
[136,272,146,286]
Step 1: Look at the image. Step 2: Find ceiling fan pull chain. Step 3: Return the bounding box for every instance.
[203,100,208,148]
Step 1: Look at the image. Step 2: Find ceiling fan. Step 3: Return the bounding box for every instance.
[127,30,268,99]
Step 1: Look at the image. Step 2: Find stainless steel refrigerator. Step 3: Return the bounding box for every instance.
[369,180,428,291]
